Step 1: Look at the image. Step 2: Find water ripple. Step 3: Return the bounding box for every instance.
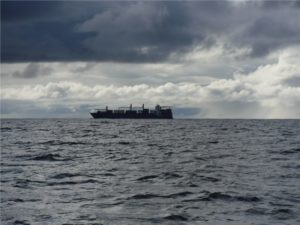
[1,119,299,225]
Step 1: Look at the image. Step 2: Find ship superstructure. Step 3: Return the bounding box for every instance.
[90,104,173,119]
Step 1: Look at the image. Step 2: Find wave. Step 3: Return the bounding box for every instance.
[165,191,193,198]
[280,148,300,155]
[271,208,294,215]
[113,157,127,161]
[99,173,116,176]
[136,175,159,181]
[129,193,161,200]
[246,207,294,219]
[13,220,30,225]
[51,173,85,179]
[31,153,67,161]
[207,192,260,202]
[197,175,220,182]
[118,141,131,145]
[183,191,260,202]
[246,207,268,215]
[128,191,194,200]
[13,179,45,188]
[162,172,182,179]
[1,127,12,131]
[208,140,219,144]
[47,179,99,186]
[38,140,86,146]
[11,198,24,203]
[163,214,188,221]
[14,141,32,145]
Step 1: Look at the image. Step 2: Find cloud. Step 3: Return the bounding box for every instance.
[11,63,52,78]
[1,2,300,118]
[2,1,300,62]
[0,99,90,118]
[2,47,299,118]
[1,1,61,22]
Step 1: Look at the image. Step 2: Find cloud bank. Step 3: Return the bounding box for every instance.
[2,1,300,62]
[1,1,300,118]
[2,47,299,118]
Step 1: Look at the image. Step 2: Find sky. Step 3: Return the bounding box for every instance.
[1,0,300,118]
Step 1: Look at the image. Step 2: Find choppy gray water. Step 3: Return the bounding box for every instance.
[1,119,300,225]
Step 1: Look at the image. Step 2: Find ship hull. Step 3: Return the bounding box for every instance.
[90,112,172,119]
[90,104,173,119]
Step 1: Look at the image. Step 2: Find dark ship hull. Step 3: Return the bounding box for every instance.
[90,104,173,119]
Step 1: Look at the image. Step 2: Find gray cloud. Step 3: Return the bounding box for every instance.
[0,99,92,118]
[2,47,299,119]
[1,99,45,116]
[172,107,202,119]
[71,62,97,73]
[2,1,300,63]
[284,76,300,87]
[1,1,61,22]
[1,1,300,119]
[12,63,52,78]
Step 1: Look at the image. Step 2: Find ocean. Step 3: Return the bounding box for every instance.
[1,119,300,225]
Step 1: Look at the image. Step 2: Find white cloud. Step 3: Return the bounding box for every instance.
[1,47,300,118]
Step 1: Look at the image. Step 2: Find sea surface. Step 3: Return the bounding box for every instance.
[1,119,300,225]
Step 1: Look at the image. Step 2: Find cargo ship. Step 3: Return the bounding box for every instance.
[90,104,173,119]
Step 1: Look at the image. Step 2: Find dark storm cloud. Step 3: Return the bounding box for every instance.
[1,1,300,63]
[237,6,300,57]
[1,1,60,22]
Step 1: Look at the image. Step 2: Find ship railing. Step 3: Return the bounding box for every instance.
[91,106,170,112]
[111,109,145,114]
[118,107,144,110]
[113,110,125,113]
